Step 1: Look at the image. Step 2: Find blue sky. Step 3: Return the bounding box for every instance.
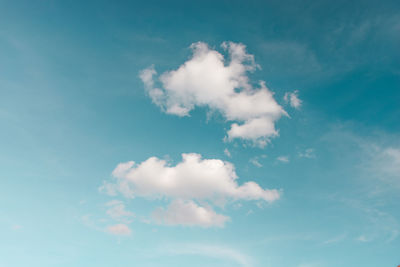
[1,0,400,266]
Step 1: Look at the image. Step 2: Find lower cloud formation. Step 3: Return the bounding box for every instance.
[100,153,280,227]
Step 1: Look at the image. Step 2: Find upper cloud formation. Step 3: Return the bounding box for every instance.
[140,41,287,147]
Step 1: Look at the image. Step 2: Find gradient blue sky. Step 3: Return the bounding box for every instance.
[1,1,400,267]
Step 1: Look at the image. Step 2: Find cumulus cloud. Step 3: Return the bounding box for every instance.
[153,199,229,227]
[284,90,302,109]
[106,224,132,236]
[101,153,280,227]
[104,153,280,203]
[140,41,287,147]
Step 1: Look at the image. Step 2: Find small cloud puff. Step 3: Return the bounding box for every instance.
[284,90,302,109]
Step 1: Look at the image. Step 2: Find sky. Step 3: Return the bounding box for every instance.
[0,0,400,266]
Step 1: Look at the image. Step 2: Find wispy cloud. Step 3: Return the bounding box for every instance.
[106,224,132,236]
[284,90,302,109]
[299,148,315,159]
[323,233,347,244]
[249,157,262,167]
[277,156,289,163]
[224,148,232,158]
[340,197,399,243]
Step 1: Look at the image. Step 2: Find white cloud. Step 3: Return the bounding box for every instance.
[284,90,302,109]
[277,156,289,163]
[104,153,280,203]
[106,224,132,236]
[140,41,287,147]
[111,161,135,179]
[224,148,231,157]
[249,157,262,168]
[283,90,302,109]
[153,199,229,227]
[105,200,134,223]
[99,181,118,196]
[101,153,280,227]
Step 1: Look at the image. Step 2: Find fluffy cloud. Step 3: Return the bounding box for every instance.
[284,90,302,109]
[101,153,280,227]
[140,42,287,147]
[106,224,132,236]
[153,199,229,227]
[103,153,280,203]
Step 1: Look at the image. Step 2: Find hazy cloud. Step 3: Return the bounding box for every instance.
[106,224,132,236]
[277,156,289,163]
